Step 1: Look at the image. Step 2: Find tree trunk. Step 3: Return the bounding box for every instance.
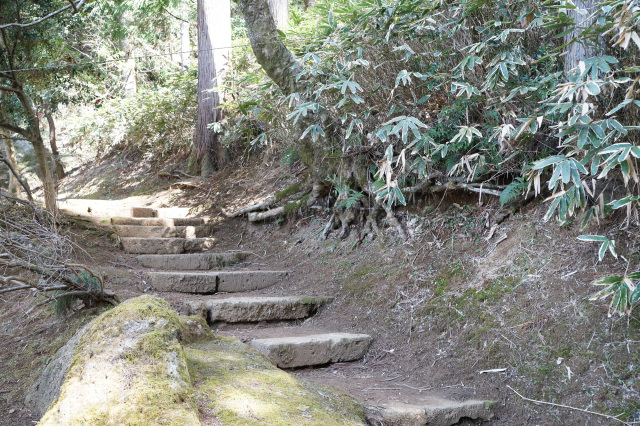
[31,132,57,215]
[191,0,231,178]
[1,128,20,197]
[44,105,65,179]
[14,89,57,214]
[237,0,304,95]
[564,0,597,74]
[268,0,289,29]
[238,0,339,182]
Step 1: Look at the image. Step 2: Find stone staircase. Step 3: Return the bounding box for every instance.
[63,200,495,425]
[112,206,373,370]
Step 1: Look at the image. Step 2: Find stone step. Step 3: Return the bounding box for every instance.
[114,225,213,239]
[148,270,288,293]
[138,252,249,270]
[250,332,372,368]
[365,400,494,426]
[59,201,133,218]
[120,237,216,254]
[132,207,191,218]
[185,296,331,323]
[111,217,213,226]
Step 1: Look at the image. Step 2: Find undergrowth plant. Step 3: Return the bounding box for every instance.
[67,71,197,159]
[225,0,640,315]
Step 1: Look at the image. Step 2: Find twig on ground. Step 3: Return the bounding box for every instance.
[507,385,635,425]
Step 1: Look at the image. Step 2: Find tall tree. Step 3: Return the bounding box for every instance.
[190,0,231,177]
[0,0,87,215]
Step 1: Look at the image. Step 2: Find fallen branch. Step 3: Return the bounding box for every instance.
[248,205,285,222]
[322,214,335,239]
[458,183,502,196]
[224,196,275,218]
[0,154,34,202]
[247,192,311,222]
[170,181,203,190]
[507,385,634,425]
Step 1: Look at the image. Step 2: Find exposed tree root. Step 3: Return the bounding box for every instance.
[382,203,407,240]
[322,214,335,239]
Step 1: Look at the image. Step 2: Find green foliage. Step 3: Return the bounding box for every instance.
[221,0,640,319]
[67,72,197,158]
[54,271,103,317]
[590,273,640,317]
[328,175,364,209]
[578,235,618,262]
[500,178,526,207]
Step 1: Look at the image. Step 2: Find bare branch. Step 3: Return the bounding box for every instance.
[0,85,21,94]
[0,122,30,139]
[68,0,79,13]
[0,0,87,30]
[0,154,35,202]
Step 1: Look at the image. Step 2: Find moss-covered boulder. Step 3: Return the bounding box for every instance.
[39,296,199,425]
[38,295,366,425]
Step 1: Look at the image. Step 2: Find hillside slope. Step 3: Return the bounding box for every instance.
[1,156,639,425]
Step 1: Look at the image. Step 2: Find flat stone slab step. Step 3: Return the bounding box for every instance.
[111,217,213,226]
[121,237,216,254]
[148,270,288,293]
[185,296,331,323]
[365,400,494,426]
[138,252,249,270]
[132,207,191,218]
[59,199,136,218]
[114,225,213,238]
[250,332,372,368]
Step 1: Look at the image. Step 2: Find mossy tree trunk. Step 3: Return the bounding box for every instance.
[237,0,344,183]
[0,85,57,215]
[190,0,231,178]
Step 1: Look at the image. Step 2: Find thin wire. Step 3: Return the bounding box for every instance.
[1,45,249,74]
[0,36,317,74]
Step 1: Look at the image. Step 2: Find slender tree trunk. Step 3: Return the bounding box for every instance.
[564,0,597,74]
[268,0,289,29]
[43,105,65,179]
[31,132,57,214]
[179,0,191,71]
[190,0,231,177]
[14,89,57,214]
[1,128,20,197]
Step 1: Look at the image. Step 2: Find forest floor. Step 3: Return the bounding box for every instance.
[1,150,639,425]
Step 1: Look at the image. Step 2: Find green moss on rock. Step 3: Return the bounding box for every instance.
[39,296,200,426]
[186,335,365,425]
